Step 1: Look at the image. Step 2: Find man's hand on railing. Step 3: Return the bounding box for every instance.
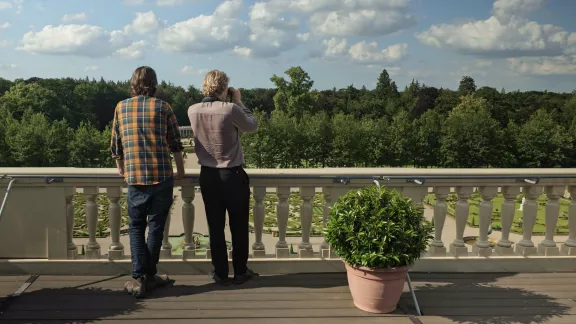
[116,160,125,177]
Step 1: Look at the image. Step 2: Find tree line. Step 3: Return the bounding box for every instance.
[0,67,575,169]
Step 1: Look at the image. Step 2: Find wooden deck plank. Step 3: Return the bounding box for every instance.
[0,319,414,324]
[0,308,405,320]
[34,273,576,285]
[420,315,576,324]
[3,273,576,323]
[8,299,362,311]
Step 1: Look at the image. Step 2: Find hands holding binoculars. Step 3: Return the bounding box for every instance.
[228,87,242,105]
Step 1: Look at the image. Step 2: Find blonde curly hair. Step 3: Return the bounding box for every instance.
[202,70,229,97]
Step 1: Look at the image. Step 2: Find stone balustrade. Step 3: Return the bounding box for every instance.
[1,168,576,275]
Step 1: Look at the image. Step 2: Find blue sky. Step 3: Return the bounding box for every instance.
[1,0,575,92]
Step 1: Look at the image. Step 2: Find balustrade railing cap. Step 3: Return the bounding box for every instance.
[2,167,576,180]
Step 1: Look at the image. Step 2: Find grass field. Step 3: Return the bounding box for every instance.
[424,192,570,235]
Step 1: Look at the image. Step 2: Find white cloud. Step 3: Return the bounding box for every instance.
[180,65,208,75]
[0,22,10,29]
[157,0,250,53]
[233,46,251,57]
[416,0,575,59]
[62,13,87,23]
[259,0,416,37]
[310,8,416,37]
[321,37,408,64]
[123,11,161,35]
[17,24,131,57]
[508,56,576,75]
[349,42,408,63]
[0,63,17,70]
[0,2,12,10]
[0,40,9,47]
[156,0,198,6]
[322,37,348,58]
[115,40,146,59]
[492,0,544,24]
[84,65,100,71]
[123,0,145,5]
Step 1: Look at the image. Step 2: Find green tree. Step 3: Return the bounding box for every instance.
[4,110,68,167]
[413,109,443,167]
[440,95,502,167]
[458,76,476,95]
[375,69,398,100]
[68,121,112,167]
[270,66,318,119]
[0,82,67,121]
[515,109,571,167]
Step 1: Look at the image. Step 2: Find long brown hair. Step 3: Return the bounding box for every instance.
[130,66,158,97]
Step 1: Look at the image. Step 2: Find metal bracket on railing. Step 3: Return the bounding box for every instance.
[518,177,540,185]
[373,176,391,181]
[0,177,17,224]
[333,177,350,185]
[45,177,64,184]
[407,178,425,185]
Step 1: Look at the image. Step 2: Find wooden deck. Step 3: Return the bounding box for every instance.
[1,273,575,323]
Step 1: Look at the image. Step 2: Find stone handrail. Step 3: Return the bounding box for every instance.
[0,167,575,274]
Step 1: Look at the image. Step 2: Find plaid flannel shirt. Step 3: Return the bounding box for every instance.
[110,96,184,185]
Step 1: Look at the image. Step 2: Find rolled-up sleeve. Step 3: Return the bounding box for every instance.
[231,103,258,133]
[110,106,124,160]
[165,102,184,153]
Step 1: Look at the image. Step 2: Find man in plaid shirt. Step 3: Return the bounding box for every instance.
[111,66,185,298]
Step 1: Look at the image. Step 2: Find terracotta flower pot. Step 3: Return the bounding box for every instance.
[345,263,408,314]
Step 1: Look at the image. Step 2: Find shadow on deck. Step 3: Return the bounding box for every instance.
[0,272,575,323]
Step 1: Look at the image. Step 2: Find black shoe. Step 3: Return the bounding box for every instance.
[209,270,232,286]
[146,274,173,291]
[233,268,259,285]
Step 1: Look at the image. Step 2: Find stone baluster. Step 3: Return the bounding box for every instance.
[181,185,196,260]
[403,186,428,209]
[429,187,450,256]
[450,187,473,257]
[107,187,124,260]
[160,199,173,259]
[275,186,290,258]
[83,187,101,259]
[65,187,77,259]
[538,186,564,256]
[252,186,266,258]
[561,186,576,255]
[515,186,542,256]
[320,186,332,258]
[298,187,315,258]
[474,187,497,256]
[495,186,520,256]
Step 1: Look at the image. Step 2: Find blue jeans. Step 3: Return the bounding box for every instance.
[127,177,174,279]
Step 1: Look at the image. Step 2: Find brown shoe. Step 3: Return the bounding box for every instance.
[124,276,147,298]
[147,274,172,290]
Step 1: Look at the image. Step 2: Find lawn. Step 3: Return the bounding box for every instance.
[424,192,570,235]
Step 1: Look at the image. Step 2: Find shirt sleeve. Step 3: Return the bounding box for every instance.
[164,102,184,153]
[110,105,124,160]
[231,103,258,133]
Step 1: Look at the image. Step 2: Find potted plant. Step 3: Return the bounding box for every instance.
[324,184,433,314]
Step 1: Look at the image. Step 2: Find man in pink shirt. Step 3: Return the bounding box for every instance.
[188,70,258,285]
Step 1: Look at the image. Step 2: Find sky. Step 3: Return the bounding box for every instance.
[1,0,576,92]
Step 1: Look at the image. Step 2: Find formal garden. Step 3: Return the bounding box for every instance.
[423,192,570,235]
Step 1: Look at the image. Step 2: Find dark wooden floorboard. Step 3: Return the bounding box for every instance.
[1,273,575,323]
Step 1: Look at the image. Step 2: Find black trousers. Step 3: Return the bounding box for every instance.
[199,166,250,278]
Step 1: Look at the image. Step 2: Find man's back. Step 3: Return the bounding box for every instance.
[111,95,183,185]
[188,100,257,168]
